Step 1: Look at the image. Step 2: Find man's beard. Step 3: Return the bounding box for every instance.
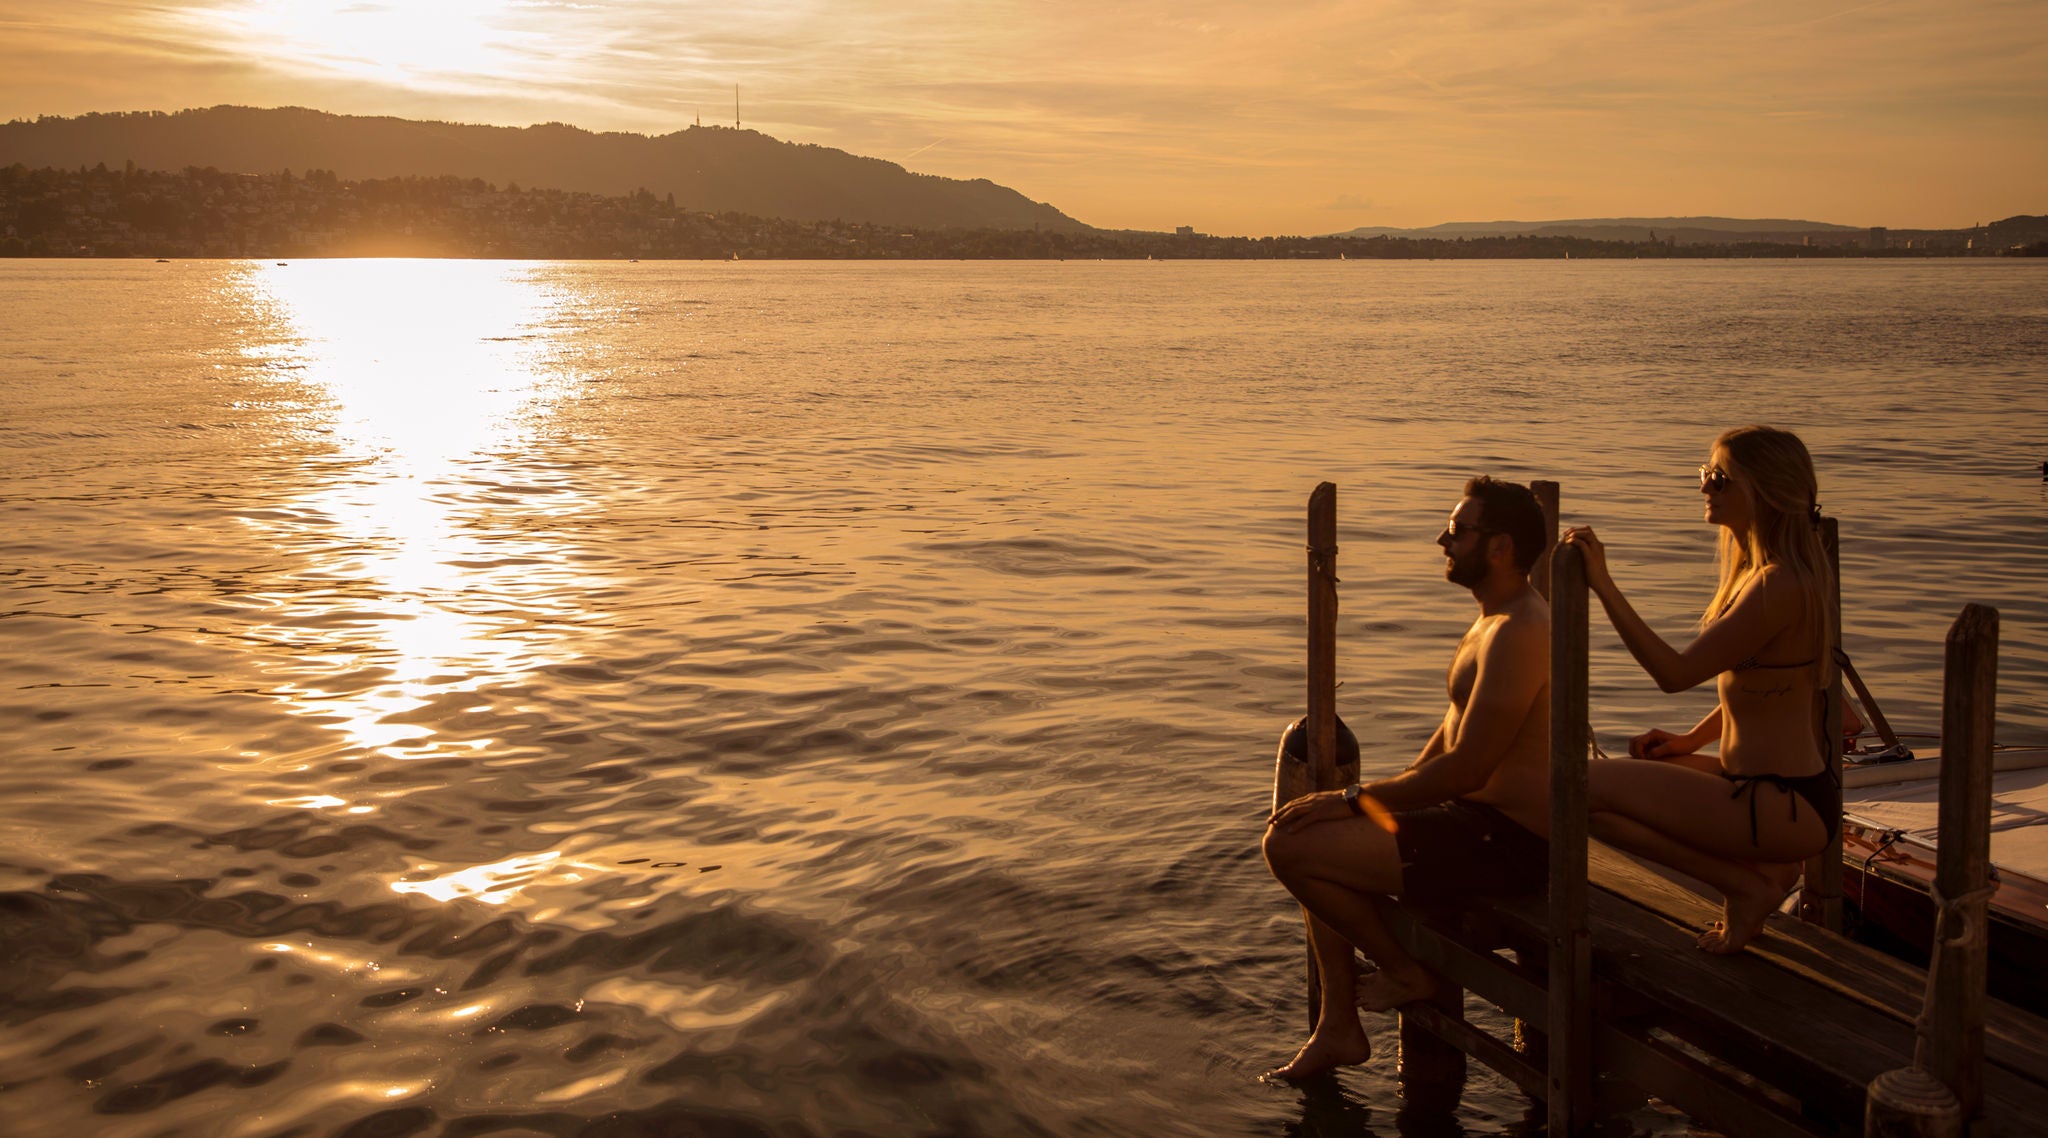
[1445,547,1489,588]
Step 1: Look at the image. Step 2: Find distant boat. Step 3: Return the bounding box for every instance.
[155,258,169,263]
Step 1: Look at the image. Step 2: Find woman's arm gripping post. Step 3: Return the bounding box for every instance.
[1562,525,1793,694]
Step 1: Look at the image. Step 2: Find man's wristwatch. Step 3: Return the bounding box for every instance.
[1341,785,1366,816]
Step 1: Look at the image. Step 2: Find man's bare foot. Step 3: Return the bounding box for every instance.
[1698,869,1783,955]
[1265,1019,1373,1082]
[1354,965,1437,1012]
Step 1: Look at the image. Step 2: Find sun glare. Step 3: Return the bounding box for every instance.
[233,260,593,773]
[201,0,553,88]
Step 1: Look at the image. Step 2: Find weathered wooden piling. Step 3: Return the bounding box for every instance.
[1273,483,1346,1031]
[1509,477,1561,1066]
[1398,974,1470,1098]
[1801,517,1847,930]
[1531,480,1560,600]
[1547,538,1594,1135]
[1930,603,1998,1124]
[1306,482,1339,794]
[1864,603,1998,1137]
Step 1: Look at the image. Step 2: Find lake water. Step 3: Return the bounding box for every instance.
[2,258,2045,1138]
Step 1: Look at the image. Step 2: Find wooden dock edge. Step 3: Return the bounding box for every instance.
[1382,573,2048,1136]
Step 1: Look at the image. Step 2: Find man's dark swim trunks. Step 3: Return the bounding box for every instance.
[1393,799,1548,903]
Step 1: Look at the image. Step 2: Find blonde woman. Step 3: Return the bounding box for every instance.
[1562,425,1835,954]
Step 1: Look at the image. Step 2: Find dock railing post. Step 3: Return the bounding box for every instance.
[1863,603,1996,1138]
[1801,517,1846,930]
[1518,478,1561,1062]
[1547,539,1594,1136]
[1306,483,1339,801]
[1273,483,1345,1031]
[1531,480,1560,601]
[1931,603,1997,1127]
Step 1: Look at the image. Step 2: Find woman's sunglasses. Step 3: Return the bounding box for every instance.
[1698,465,1732,493]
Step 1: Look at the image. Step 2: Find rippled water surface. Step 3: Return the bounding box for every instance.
[3,259,2045,1138]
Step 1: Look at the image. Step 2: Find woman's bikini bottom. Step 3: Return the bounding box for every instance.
[1721,766,1841,846]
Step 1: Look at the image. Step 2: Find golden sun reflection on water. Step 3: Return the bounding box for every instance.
[251,259,568,466]
[234,260,591,786]
[390,850,569,905]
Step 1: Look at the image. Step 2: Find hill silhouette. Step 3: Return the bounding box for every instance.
[0,106,1086,232]
[1332,216,1864,245]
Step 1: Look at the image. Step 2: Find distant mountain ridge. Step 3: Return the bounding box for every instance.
[1332,216,1864,245]
[0,106,1086,232]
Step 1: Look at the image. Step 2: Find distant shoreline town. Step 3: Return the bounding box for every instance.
[5,164,2045,261]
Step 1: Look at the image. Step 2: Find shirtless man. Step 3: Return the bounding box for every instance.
[1262,476,1552,1081]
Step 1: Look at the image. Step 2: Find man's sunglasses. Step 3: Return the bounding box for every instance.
[1698,465,1733,493]
[1441,522,1496,542]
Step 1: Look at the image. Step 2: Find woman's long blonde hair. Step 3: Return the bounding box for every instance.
[1706,425,1834,684]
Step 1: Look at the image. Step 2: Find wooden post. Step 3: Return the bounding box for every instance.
[1274,483,1342,1031]
[1307,482,1339,794]
[1399,967,1468,1100]
[1531,480,1560,601]
[1864,603,1996,1138]
[1547,539,1594,1136]
[1930,604,1997,1124]
[1398,980,1469,1111]
[1519,477,1561,1057]
[1801,517,1845,930]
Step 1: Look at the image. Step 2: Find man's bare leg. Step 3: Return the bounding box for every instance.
[1264,818,1435,1079]
[1353,895,1437,1012]
[1266,912,1374,1080]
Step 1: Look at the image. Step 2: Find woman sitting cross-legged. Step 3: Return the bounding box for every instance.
[1561,424,1838,954]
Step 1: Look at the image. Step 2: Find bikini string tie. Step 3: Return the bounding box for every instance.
[1724,773,1804,847]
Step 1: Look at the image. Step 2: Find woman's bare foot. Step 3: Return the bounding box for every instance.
[1354,964,1437,1012]
[1698,867,1783,955]
[1265,1016,1373,1081]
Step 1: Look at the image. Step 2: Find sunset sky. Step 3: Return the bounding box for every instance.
[2,0,2041,234]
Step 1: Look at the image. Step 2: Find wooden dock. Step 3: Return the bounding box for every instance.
[1281,485,2048,1137]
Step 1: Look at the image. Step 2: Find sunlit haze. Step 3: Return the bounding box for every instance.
[1,2,2042,233]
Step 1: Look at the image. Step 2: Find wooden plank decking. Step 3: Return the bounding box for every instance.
[1278,488,2045,1135]
[1390,552,2044,1135]
[1383,844,2048,1136]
